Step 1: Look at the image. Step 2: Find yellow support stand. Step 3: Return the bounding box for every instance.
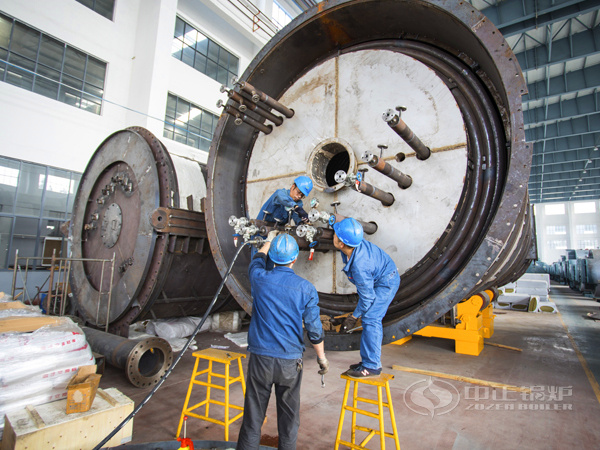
[176,348,246,441]
[335,373,400,450]
[392,290,496,356]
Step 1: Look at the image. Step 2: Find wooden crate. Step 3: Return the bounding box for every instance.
[1,388,134,450]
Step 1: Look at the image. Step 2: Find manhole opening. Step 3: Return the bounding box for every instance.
[308,140,356,192]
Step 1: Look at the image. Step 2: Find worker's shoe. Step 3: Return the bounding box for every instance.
[345,364,381,378]
[349,362,362,370]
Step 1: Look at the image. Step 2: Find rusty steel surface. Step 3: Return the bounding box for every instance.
[70,128,232,336]
[206,0,533,350]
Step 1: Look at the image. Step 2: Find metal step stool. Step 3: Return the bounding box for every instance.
[335,372,400,449]
[176,348,246,441]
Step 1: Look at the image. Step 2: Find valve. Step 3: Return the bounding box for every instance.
[296,224,318,247]
[228,215,262,245]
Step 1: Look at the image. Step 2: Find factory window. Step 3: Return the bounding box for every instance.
[163,93,218,152]
[273,1,292,28]
[544,203,565,215]
[171,17,239,86]
[0,12,106,114]
[576,224,597,235]
[0,156,80,270]
[546,240,567,250]
[578,240,598,249]
[75,0,115,20]
[573,202,596,214]
[546,225,566,235]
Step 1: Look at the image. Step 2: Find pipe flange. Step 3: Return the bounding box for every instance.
[126,337,173,388]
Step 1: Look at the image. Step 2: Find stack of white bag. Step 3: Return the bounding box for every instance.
[0,317,95,438]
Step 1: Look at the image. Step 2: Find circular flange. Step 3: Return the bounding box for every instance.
[70,129,176,327]
[126,337,173,388]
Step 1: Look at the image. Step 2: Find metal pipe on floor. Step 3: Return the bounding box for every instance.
[82,326,173,388]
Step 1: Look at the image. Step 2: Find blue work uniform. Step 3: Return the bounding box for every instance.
[341,240,400,371]
[256,188,304,225]
[237,252,324,450]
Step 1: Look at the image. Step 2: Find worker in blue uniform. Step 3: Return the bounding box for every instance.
[256,175,313,225]
[332,218,400,378]
[237,232,329,450]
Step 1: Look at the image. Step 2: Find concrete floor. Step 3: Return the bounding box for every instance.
[102,282,600,449]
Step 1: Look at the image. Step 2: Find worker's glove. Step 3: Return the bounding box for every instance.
[317,356,329,375]
[266,230,279,242]
[295,206,310,223]
[341,315,358,333]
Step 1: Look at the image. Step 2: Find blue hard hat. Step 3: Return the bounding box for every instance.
[294,176,313,196]
[333,218,363,247]
[269,234,299,265]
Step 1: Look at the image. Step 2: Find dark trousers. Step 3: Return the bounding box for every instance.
[237,353,303,450]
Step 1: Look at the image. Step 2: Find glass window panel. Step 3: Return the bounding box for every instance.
[545,203,565,215]
[85,57,106,88]
[199,137,210,152]
[182,44,195,66]
[229,54,239,75]
[0,13,13,50]
[175,99,190,121]
[11,22,40,60]
[43,169,71,219]
[6,55,34,90]
[166,94,177,119]
[216,66,228,85]
[218,48,229,68]
[171,38,183,60]
[207,41,219,63]
[205,59,218,80]
[63,47,86,79]
[186,134,198,149]
[201,113,213,133]
[174,17,185,40]
[189,107,202,129]
[95,0,115,20]
[0,216,13,269]
[81,92,101,114]
[33,72,59,99]
[193,53,206,73]
[163,123,174,140]
[574,202,596,214]
[38,35,64,70]
[66,173,81,215]
[62,74,83,90]
[0,158,19,214]
[83,83,103,99]
[77,0,95,8]
[183,24,198,48]
[10,217,39,266]
[196,34,208,56]
[0,47,7,79]
[174,128,187,144]
[15,163,45,216]
[58,84,81,107]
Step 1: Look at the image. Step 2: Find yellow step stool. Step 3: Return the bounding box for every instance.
[176,348,246,441]
[335,372,400,450]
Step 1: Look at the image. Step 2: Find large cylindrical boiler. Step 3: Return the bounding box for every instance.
[70,127,233,336]
[206,0,534,350]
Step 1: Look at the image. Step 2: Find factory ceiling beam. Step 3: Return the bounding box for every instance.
[532,146,598,164]
[523,63,600,102]
[514,24,600,72]
[524,91,599,127]
[530,130,600,151]
[525,111,600,141]
[479,0,600,37]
